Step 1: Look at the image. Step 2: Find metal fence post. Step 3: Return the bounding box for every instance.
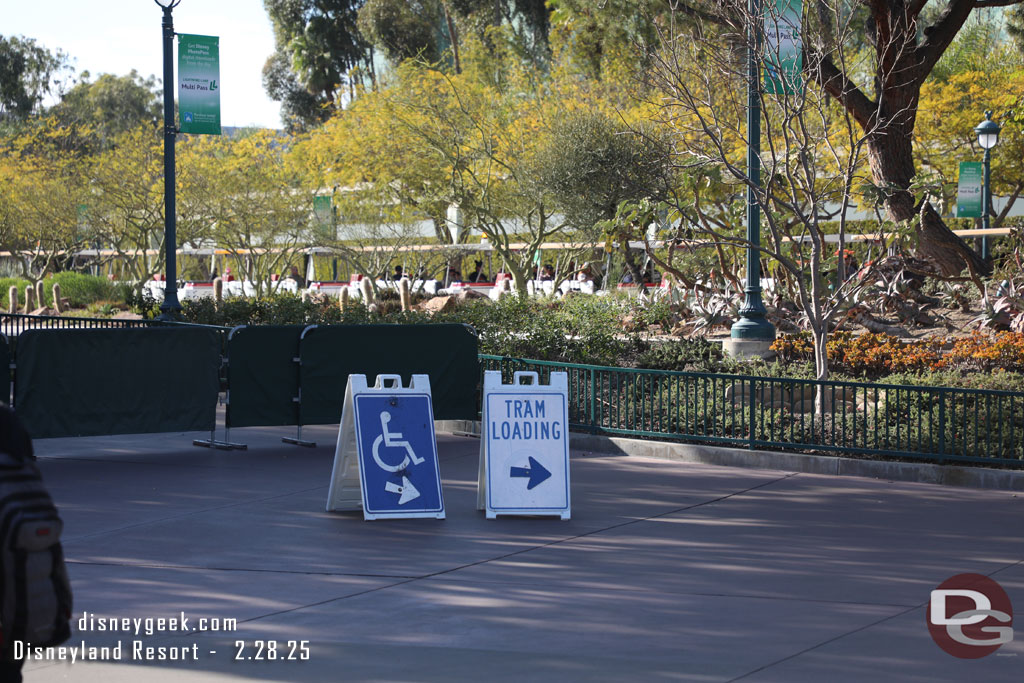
[938,387,946,462]
[748,375,757,450]
[589,368,597,432]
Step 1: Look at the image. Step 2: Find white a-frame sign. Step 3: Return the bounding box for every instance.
[327,374,445,520]
[477,371,571,519]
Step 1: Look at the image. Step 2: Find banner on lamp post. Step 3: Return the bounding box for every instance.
[178,34,220,135]
[764,0,802,95]
[313,196,334,238]
[957,162,983,218]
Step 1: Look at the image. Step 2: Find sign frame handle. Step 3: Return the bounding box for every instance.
[513,371,539,386]
[374,374,404,389]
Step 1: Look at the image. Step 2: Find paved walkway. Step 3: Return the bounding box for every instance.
[23,424,1024,682]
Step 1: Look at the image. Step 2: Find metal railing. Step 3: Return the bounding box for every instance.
[0,312,158,338]
[481,355,1024,468]
[0,313,231,339]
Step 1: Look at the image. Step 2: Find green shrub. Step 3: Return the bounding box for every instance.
[555,295,628,365]
[42,272,115,308]
[0,278,31,309]
[435,295,629,365]
[181,292,435,328]
[636,338,724,371]
[116,283,161,318]
[442,296,568,361]
[884,369,1024,393]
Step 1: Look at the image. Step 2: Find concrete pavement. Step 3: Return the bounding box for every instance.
[22,423,1024,682]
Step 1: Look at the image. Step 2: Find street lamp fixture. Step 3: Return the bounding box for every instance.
[974,111,1001,261]
[975,112,1000,150]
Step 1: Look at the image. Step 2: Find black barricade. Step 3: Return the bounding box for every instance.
[298,324,479,425]
[15,328,220,438]
[0,334,9,405]
[224,325,304,428]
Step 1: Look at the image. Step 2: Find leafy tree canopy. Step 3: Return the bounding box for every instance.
[0,35,70,121]
[357,0,445,65]
[49,70,161,152]
[263,0,372,105]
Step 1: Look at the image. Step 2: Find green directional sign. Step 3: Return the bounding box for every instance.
[764,0,802,95]
[178,34,221,135]
[957,162,983,218]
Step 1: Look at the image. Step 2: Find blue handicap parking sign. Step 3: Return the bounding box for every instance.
[354,393,444,517]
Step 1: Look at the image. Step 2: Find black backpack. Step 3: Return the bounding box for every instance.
[0,448,72,654]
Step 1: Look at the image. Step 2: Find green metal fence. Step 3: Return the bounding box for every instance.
[481,355,1024,468]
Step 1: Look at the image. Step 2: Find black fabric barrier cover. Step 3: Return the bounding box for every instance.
[14,328,220,438]
[225,325,304,428]
[299,324,478,425]
[0,335,9,405]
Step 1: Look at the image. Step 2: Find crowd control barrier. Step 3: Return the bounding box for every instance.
[199,323,479,449]
[297,324,478,425]
[15,328,221,438]
[0,334,9,405]
[195,325,305,449]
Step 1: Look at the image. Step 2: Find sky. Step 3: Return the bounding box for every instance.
[2,0,283,129]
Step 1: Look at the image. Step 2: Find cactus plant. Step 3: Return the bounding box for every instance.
[360,277,374,305]
[399,278,412,312]
[339,287,349,312]
[52,283,63,314]
[35,280,44,308]
[8,286,16,314]
[213,277,223,308]
[24,285,35,314]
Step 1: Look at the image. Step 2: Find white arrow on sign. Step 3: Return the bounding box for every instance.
[384,476,421,505]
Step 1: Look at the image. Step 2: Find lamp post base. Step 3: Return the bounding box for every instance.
[157,302,182,321]
[722,337,776,361]
[730,312,775,341]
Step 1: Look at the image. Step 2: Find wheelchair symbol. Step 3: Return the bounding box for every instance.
[372,411,425,472]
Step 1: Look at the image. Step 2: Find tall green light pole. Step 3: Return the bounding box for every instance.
[156,0,182,319]
[732,0,775,341]
[975,111,1000,263]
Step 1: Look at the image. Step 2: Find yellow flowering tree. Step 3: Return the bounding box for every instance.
[915,69,1024,229]
[180,129,315,298]
[0,121,89,281]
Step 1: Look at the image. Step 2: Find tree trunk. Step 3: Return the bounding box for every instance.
[865,114,990,277]
[509,265,529,295]
[441,2,461,74]
[621,247,644,286]
[812,327,828,418]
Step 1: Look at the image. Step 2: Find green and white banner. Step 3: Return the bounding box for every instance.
[178,34,220,135]
[313,195,334,237]
[957,162,983,218]
[764,0,802,95]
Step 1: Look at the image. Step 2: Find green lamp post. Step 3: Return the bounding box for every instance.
[731,0,776,342]
[974,111,1000,262]
[155,0,182,319]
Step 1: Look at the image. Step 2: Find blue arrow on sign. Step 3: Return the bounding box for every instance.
[510,456,551,490]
